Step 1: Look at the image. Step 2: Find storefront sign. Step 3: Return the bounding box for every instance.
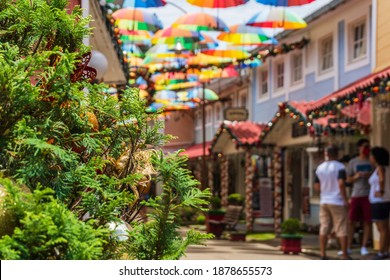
[224,107,249,121]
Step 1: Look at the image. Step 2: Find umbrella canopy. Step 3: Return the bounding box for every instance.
[186,0,249,8]
[246,8,307,29]
[154,90,177,100]
[254,0,315,6]
[187,53,232,66]
[122,43,144,57]
[123,0,167,8]
[197,34,219,49]
[172,12,229,32]
[152,27,203,45]
[186,88,219,101]
[218,31,275,46]
[154,80,199,91]
[201,49,251,59]
[112,8,163,31]
[145,44,192,58]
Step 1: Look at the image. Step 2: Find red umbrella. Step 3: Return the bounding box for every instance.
[186,0,249,8]
[172,12,229,32]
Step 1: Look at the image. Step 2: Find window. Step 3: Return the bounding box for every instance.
[206,108,212,124]
[259,70,268,97]
[215,105,222,123]
[275,62,284,89]
[291,53,303,83]
[319,36,333,72]
[350,20,366,61]
[240,93,247,107]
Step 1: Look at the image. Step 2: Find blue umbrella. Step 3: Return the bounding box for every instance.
[254,0,315,7]
[123,0,167,8]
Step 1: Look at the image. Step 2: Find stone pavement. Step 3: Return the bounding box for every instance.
[180,225,385,260]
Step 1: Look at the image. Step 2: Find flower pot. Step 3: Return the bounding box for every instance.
[205,210,225,234]
[280,234,302,254]
[229,232,246,241]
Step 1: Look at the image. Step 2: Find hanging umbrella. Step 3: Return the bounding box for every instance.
[112,8,163,31]
[187,88,219,101]
[254,0,315,7]
[118,30,152,45]
[123,0,167,8]
[172,12,229,32]
[122,43,144,57]
[154,80,199,91]
[153,90,177,100]
[151,27,203,45]
[126,56,146,67]
[186,0,249,8]
[218,31,275,46]
[145,44,192,58]
[246,8,307,29]
[201,49,251,60]
[187,53,232,66]
[197,34,219,49]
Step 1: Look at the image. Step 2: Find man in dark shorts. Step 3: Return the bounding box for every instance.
[345,139,373,256]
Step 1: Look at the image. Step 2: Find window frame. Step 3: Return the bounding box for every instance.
[319,35,334,74]
[291,52,303,84]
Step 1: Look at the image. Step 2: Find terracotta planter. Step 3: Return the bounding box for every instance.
[206,211,225,237]
[281,234,302,254]
[229,232,246,241]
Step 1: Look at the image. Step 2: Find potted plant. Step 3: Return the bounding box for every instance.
[205,196,225,235]
[228,193,245,206]
[280,218,303,254]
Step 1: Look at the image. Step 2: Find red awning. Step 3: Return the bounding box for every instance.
[225,121,265,146]
[306,66,390,114]
[181,142,211,159]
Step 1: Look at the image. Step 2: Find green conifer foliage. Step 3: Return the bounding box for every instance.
[0,0,211,259]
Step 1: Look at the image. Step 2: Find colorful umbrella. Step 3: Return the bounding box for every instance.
[186,0,249,8]
[154,80,199,91]
[200,49,251,60]
[218,31,274,46]
[254,0,315,7]
[118,30,152,45]
[172,12,229,32]
[197,34,219,49]
[152,27,203,45]
[246,8,307,29]
[112,8,163,31]
[122,43,144,57]
[187,53,232,66]
[154,90,177,100]
[186,88,219,101]
[145,44,192,58]
[123,0,167,8]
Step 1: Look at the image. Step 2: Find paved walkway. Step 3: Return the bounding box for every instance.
[180,225,384,260]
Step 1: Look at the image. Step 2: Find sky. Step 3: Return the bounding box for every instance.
[142,0,335,29]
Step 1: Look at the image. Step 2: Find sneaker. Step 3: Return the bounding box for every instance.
[337,249,352,256]
[360,247,369,256]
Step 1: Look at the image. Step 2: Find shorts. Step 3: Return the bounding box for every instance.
[349,196,371,222]
[371,202,390,221]
[320,204,348,237]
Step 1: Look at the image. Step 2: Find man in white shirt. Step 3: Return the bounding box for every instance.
[315,145,350,259]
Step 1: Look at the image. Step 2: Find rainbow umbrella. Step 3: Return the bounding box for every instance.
[154,90,177,100]
[254,0,315,6]
[122,43,144,57]
[200,49,251,60]
[172,12,229,32]
[218,31,274,46]
[186,88,219,101]
[152,27,203,45]
[154,80,199,91]
[145,44,192,58]
[186,0,249,8]
[246,8,307,29]
[117,30,152,45]
[123,0,167,8]
[126,56,146,67]
[187,53,232,66]
[112,8,163,31]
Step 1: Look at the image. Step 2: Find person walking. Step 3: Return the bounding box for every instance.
[344,139,373,256]
[368,147,390,260]
[315,145,350,260]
